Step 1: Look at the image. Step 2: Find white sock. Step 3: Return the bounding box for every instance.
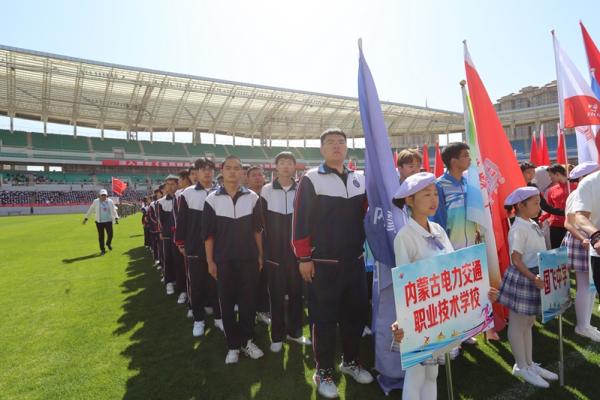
[403,364,425,400]
[524,315,535,366]
[508,312,530,369]
[575,271,594,330]
[421,365,438,400]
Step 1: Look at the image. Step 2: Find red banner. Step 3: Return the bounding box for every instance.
[101,159,306,170]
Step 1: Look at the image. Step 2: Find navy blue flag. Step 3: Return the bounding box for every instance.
[358,39,405,272]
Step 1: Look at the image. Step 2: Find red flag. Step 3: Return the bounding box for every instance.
[434,142,444,177]
[392,150,398,168]
[348,159,356,171]
[556,128,567,165]
[465,43,526,332]
[539,126,551,165]
[530,132,540,165]
[422,143,430,172]
[112,177,127,196]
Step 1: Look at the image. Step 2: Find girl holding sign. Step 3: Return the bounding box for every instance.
[390,172,455,400]
[498,187,558,388]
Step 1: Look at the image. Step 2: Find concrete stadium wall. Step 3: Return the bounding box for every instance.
[0,205,88,216]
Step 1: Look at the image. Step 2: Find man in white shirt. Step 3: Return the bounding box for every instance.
[83,189,119,254]
[573,170,600,297]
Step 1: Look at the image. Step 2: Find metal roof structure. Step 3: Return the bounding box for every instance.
[0,45,464,142]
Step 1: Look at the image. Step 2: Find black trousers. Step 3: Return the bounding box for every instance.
[187,255,221,322]
[591,256,600,296]
[151,232,161,262]
[308,258,368,370]
[172,244,187,294]
[216,260,259,350]
[268,257,304,342]
[143,228,151,247]
[95,222,113,251]
[550,226,567,249]
[257,266,270,313]
[161,238,176,284]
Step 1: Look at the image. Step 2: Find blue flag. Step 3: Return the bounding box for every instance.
[358,40,405,273]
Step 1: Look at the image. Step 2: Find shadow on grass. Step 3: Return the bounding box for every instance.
[115,246,314,400]
[62,253,103,264]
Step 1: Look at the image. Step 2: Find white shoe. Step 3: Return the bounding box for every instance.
[156,264,162,271]
[575,325,600,342]
[339,361,374,384]
[512,365,550,388]
[225,350,240,364]
[166,282,175,295]
[154,260,160,266]
[187,309,193,319]
[464,336,477,344]
[160,277,165,284]
[313,370,339,399]
[286,335,312,345]
[177,292,187,304]
[256,312,271,325]
[438,347,460,364]
[270,342,283,353]
[234,304,239,312]
[242,340,264,359]
[204,306,214,316]
[192,321,205,337]
[362,326,373,337]
[530,363,558,381]
[214,319,225,333]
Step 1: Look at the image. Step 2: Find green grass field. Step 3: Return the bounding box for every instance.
[1,213,600,399]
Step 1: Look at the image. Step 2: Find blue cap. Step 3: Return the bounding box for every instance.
[569,161,599,180]
[393,172,436,199]
[504,186,540,206]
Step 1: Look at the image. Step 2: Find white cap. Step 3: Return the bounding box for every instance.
[99,189,108,195]
[504,186,540,206]
[393,172,436,199]
[569,161,600,180]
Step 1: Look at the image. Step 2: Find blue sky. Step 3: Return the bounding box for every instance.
[1,1,598,117]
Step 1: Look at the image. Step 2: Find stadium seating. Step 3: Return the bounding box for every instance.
[140,141,187,157]
[31,133,89,153]
[90,137,141,155]
[0,129,29,147]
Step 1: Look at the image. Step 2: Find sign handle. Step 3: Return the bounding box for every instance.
[558,314,565,386]
[445,352,455,400]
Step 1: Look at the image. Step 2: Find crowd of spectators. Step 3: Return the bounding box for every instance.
[0,190,146,206]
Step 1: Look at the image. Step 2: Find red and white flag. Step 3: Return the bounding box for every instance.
[530,131,540,166]
[553,31,600,129]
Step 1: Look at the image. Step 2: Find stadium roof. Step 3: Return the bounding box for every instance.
[0,45,464,141]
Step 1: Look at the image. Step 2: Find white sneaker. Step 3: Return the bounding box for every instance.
[286,335,312,346]
[362,326,373,337]
[242,340,264,359]
[160,277,165,284]
[177,292,187,304]
[214,319,225,333]
[165,282,175,295]
[464,336,477,344]
[313,369,339,399]
[256,312,271,325]
[512,365,550,388]
[154,260,160,266]
[186,309,193,319]
[225,349,240,364]
[339,361,374,384]
[204,306,214,316]
[438,347,460,364]
[192,321,205,337]
[575,326,600,342]
[270,342,283,353]
[234,304,239,312]
[530,363,558,381]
